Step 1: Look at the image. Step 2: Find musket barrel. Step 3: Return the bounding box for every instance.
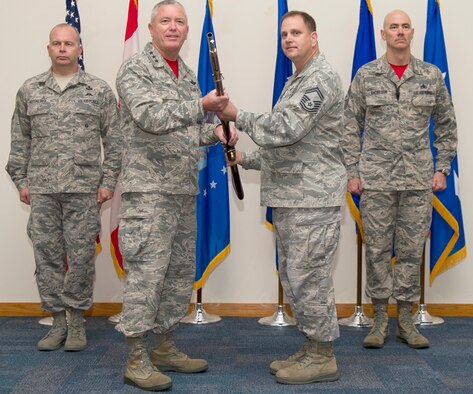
[207,33,224,95]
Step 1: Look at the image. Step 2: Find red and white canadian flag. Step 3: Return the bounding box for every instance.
[110,0,139,279]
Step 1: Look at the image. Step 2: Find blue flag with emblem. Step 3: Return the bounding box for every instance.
[424,0,466,284]
[265,0,293,269]
[346,0,376,241]
[272,0,293,110]
[65,0,85,70]
[194,0,230,290]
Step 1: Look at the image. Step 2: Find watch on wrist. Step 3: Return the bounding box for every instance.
[437,168,450,176]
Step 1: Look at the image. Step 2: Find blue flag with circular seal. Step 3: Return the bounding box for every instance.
[195,0,231,290]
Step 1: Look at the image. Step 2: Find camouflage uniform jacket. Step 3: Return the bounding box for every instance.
[116,42,218,195]
[6,70,121,194]
[238,53,346,208]
[342,54,457,191]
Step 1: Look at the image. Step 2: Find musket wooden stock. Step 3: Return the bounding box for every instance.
[207,33,244,200]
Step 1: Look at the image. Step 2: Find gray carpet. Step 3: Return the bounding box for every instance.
[1,316,472,393]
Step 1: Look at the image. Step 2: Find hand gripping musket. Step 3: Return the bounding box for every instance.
[207,32,244,200]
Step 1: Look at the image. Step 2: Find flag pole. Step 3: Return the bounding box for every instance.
[338,233,373,327]
[181,288,221,324]
[339,0,376,328]
[258,278,296,327]
[180,0,228,325]
[256,0,295,328]
[412,244,444,325]
[108,0,140,325]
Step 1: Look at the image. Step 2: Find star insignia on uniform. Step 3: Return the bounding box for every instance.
[299,87,324,113]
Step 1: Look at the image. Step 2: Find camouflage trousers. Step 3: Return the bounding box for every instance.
[273,207,341,342]
[116,193,196,337]
[360,190,432,302]
[27,193,100,312]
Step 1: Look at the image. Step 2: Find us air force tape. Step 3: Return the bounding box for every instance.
[299,87,324,113]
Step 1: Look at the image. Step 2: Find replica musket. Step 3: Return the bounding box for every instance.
[207,32,244,200]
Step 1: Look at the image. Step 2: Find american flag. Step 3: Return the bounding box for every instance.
[65,0,84,70]
[65,0,100,254]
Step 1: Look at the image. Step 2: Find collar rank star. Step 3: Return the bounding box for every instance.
[300,87,324,113]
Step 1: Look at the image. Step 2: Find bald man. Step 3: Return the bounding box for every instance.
[341,10,457,349]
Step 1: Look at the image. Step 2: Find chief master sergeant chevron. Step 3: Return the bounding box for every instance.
[6,23,122,352]
[341,10,457,350]
[219,10,346,385]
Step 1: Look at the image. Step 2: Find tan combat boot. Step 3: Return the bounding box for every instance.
[150,332,208,373]
[124,336,172,391]
[396,301,429,349]
[269,339,309,375]
[275,341,339,385]
[363,298,389,348]
[37,311,68,351]
[64,309,87,352]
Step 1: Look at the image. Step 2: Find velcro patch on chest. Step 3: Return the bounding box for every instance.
[299,87,324,113]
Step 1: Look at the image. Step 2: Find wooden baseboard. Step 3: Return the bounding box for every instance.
[1,302,473,317]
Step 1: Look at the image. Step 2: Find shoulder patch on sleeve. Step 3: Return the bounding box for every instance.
[299,87,324,113]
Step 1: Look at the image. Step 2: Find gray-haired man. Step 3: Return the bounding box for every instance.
[115,1,235,390]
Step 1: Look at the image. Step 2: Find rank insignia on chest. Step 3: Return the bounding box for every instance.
[300,87,324,113]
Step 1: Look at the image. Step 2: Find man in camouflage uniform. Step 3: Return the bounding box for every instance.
[6,24,121,352]
[342,10,457,349]
[219,11,346,385]
[115,1,234,391]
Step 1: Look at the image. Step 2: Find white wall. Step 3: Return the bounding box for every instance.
[1,0,471,307]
